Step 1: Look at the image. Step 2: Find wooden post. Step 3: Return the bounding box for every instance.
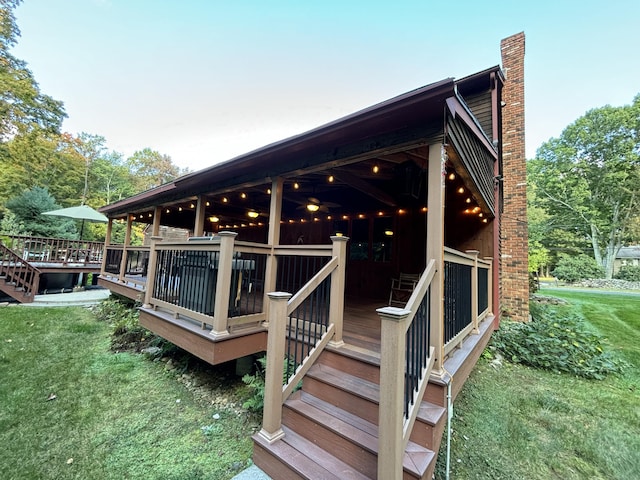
[258,291,291,444]
[376,306,410,480]
[263,177,283,326]
[467,250,480,333]
[211,231,237,338]
[100,218,113,275]
[328,235,349,347]
[119,214,133,283]
[194,195,206,237]
[142,236,163,308]
[427,144,445,374]
[152,206,161,237]
[485,257,494,316]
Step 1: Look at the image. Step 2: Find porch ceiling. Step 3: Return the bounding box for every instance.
[125,146,433,230]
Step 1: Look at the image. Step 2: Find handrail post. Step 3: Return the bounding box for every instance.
[211,231,237,338]
[328,235,349,348]
[377,306,410,480]
[258,291,292,444]
[485,257,494,316]
[101,218,113,276]
[118,214,133,283]
[467,250,480,334]
[142,236,162,309]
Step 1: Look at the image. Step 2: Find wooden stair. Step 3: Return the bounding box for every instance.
[0,244,40,303]
[253,346,446,479]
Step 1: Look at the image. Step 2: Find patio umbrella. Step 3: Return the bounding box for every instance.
[42,205,108,239]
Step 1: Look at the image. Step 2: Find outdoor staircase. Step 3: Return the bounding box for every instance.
[253,346,448,480]
[0,243,40,303]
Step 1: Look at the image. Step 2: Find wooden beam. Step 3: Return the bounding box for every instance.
[330,170,398,207]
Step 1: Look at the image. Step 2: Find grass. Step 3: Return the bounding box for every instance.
[435,289,640,480]
[0,306,256,480]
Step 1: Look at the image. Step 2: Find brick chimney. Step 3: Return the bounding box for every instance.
[500,32,529,322]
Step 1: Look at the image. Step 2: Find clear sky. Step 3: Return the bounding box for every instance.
[11,0,640,171]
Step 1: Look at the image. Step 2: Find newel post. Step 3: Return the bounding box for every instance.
[211,231,237,338]
[119,214,133,283]
[100,218,113,276]
[466,250,480,334]
[142,236,163,309]
[328,235,349,347]
[376,306,410,480]
[485,257,494,316]
[258,291,292,444]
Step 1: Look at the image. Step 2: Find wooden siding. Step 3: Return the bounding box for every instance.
[461,91,494,139]
[446,112,496,215]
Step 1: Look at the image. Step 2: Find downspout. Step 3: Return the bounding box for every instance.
[443,368,454,480]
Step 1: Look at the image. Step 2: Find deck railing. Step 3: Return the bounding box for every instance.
[376,259,436,479]
[3,234,104,263]
[258,236,348,444]
[0,243,41,299]
[443,248,492,355]
[143,233,271,335]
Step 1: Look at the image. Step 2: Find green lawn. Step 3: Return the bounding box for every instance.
[0,306,255,480]
[435,289,640,480]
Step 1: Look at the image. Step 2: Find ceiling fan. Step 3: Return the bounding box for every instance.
[296,196,341,213]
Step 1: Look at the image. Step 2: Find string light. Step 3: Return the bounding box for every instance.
[328,175,334,183]
[372,164,379,174]
[448,172,456,181]
[293,182,299,190]
[240,193,247,199]
[458,187,465,194]
[222,197,228,203]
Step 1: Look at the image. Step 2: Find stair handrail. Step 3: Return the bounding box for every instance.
[376,258,437,480]
[0,243,41,300]
[258,235,348,444]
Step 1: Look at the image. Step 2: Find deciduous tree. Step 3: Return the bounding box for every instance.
[0,0,66,139]
[528,95,640,279]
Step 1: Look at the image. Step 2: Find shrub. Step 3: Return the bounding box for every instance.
[614,264,640,282]
[490,303,627,379]
[241,355,300,413]
[552,254,604,283]
[93,296,142,336]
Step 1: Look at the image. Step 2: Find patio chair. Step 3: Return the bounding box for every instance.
[388,272,420,307]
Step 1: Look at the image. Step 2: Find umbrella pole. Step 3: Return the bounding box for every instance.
[79,219,85,240]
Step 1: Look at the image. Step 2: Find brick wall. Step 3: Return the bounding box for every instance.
[500,32,529,322]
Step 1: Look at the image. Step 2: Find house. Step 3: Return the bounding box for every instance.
[97,33,526,480]
[614,245,640,275]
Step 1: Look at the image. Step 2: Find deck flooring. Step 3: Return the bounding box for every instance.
[343,296,384,353]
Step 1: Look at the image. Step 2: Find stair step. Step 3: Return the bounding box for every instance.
[304,363,380,424]
[304,362,447,450]
[253,425,369,480]
[319,347,380,384]
[284,391,434,479]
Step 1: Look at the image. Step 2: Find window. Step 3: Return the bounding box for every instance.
[373,217,393,262]
[349,218,369,260]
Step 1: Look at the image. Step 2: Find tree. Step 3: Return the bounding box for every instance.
[0,0,66,139]
[126,148,185,192]
[0,130,85,206]
[5,187,76,238]
[528,95,640,279]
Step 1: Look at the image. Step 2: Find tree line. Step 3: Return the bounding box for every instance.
[0,0,187,242]
[528,94,640,280]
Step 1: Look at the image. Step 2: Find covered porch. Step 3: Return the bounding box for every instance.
[98,67,503,479]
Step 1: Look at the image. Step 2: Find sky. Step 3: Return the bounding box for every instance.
[11,0,640,172]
